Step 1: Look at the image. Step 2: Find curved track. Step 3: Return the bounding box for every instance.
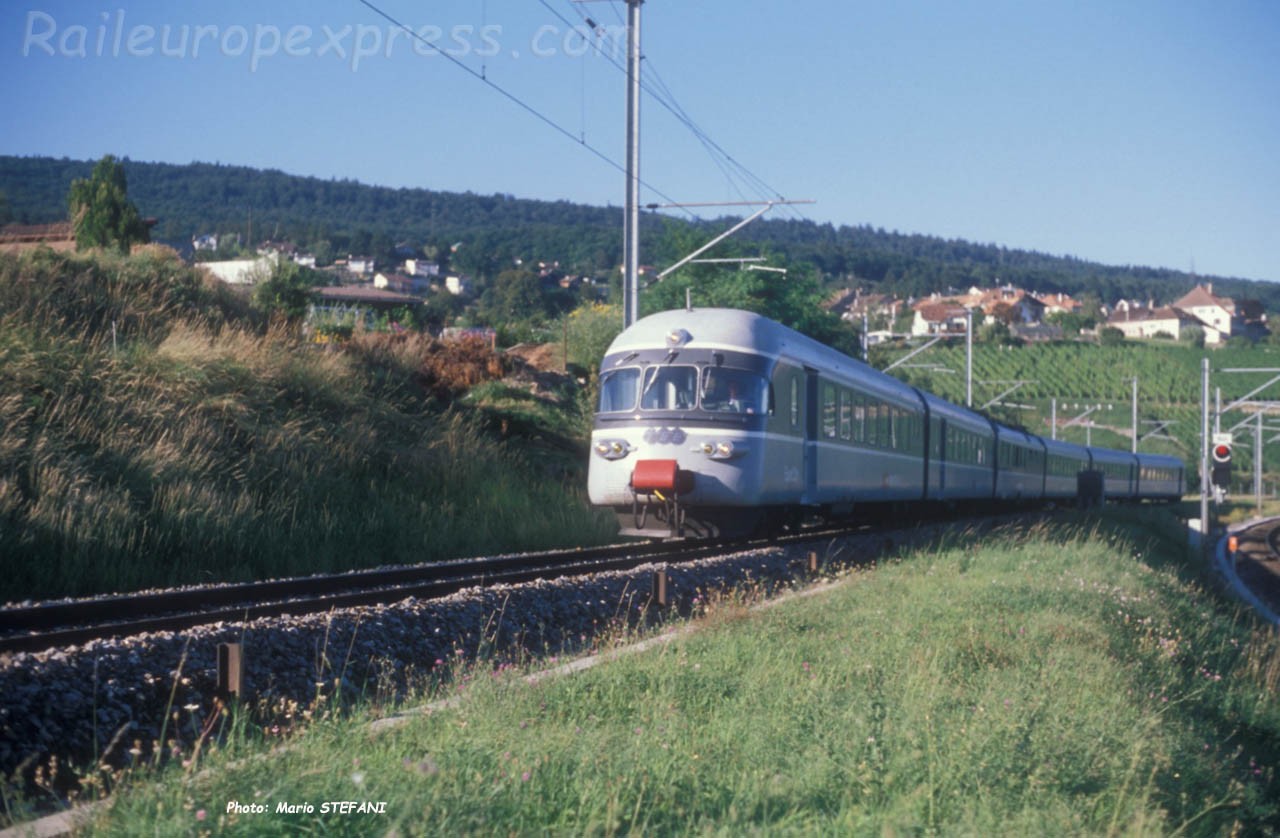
[1230,518,1280,620]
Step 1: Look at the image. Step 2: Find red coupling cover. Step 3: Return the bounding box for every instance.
[632,459,679,493]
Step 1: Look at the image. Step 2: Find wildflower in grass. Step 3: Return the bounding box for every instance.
[196,810,207,821]
[403,756,439,776]
[521,771,531,782]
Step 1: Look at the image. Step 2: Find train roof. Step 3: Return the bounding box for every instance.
[604,307,920,399]
[605,308,810,358]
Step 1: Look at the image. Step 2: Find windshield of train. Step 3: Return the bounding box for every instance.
[598,368,640,412]
[700,368,768,414]
[640,366,699,410]
[597,365,768,414]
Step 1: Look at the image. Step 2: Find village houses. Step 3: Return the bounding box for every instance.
[1106,283,1267,345]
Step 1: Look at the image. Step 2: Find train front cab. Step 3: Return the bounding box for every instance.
[589,343,784,537]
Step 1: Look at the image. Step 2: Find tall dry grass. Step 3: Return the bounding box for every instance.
[0,249,614,600]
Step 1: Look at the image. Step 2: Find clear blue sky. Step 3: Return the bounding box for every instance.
[3,1,1277,281]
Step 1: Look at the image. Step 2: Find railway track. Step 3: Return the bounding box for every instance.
[1229,517,1280,621]
[0,525,873,656]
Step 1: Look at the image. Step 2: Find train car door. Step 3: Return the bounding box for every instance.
[937,418,947,496]
[804,367,819,503]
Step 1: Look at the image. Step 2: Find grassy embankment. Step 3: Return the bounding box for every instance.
[53,510,1280,835]
[0,247,615,601]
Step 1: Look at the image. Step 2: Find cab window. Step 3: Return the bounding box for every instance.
[700,368,768,415]
[641,366,699,410]
[598,368,639,412]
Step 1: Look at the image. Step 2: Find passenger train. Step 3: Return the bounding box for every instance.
[587,308,1184,537]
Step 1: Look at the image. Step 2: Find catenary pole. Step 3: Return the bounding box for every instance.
[1257,409,1264,513]
[1131,376,1139,453]
[965,307,973,407]
[622,0,642,328]
[1200,358,1210,547]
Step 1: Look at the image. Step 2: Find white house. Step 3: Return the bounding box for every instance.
[199,252,279,285]
[445,274,473,296]
[1172,284,1234,344]
[347,257,376,276]
[404,259,440,278]
[374,272,431,295]
[1106,306,1201,340]
[911,302,971,336]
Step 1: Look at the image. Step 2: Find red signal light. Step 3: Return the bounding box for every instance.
[1212,444,1232,462]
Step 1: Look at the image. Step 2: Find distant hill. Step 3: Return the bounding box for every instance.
[2,154,1275,311]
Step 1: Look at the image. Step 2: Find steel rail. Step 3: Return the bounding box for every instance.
[0,525,872,656]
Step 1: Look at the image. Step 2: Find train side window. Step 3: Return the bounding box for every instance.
[789,377,800,428]
[822,384,837,438]
[839,390,852,440]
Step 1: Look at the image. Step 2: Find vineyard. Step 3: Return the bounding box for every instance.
[874,339,1280,492]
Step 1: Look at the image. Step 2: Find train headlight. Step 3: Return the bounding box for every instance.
[594,439,634,460]
[695,440,745,460]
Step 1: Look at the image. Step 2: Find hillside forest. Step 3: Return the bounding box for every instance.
[3,154,1278,318]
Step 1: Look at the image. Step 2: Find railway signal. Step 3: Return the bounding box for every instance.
[1211,436,1232,494]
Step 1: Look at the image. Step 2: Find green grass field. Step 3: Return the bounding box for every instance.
[50,511,1278,836]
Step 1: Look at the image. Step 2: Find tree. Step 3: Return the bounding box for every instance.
[978,319,1018,345]
[1099,326,1126,346]
[252,259,321,320]
[67,155,149,253]
[488,267,545,323]
[989,302,1020,326]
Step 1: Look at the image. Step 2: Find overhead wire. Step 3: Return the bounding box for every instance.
[544,0,749,207]
[556,0,811,224]
[353,0,694,217]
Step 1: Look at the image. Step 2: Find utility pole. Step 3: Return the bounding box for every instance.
[622,0,643,328]
[1257,409,1264,514]
[1200,358,1210,547]
[862,311,870,362]
[965,307,974,408]
[1131,376,1139,453]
